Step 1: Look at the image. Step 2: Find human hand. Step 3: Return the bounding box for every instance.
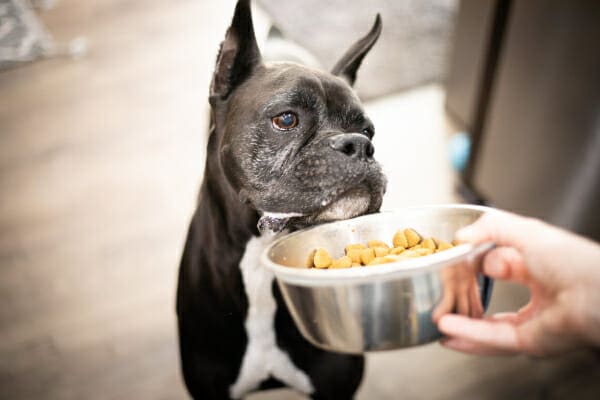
[437,209,600,356]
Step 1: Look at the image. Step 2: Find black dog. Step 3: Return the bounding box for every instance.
[176,1,385,398]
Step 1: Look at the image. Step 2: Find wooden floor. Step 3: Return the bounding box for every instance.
[1,1,599,400]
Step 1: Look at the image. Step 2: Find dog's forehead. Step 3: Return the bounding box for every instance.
[235,63,363,111]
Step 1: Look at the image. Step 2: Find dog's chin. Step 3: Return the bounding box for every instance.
[312,187,371,223]
[289,186,376,230]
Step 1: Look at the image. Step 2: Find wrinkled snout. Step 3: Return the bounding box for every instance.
[328,133,375,161]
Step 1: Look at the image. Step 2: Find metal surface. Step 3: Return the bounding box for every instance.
[262,205,495,354]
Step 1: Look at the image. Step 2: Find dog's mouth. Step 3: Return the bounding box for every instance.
[257,185,373,234]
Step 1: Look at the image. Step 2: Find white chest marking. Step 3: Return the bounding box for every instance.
[229,234,314,399]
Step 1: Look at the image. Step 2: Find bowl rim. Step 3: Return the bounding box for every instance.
[261,204,495,286]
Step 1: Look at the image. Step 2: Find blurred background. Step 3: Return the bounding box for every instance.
[1,0,598,399]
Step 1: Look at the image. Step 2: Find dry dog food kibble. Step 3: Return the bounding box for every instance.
[307,228,456,269]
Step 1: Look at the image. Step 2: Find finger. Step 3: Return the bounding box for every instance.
[437,314,521,351]
[455,262,473,316]
[431,288,455,323]
[440,337,518,356]
[482,247,529,284]
[456,210,541,250]
[456,284,471,316]
[431,269,457,323]
[489,312,521,323]
[468,277,484,317]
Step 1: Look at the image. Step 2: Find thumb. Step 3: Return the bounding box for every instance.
[482,246,530,284]
[456,209,541,251]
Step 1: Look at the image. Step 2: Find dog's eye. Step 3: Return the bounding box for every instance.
[272,112,298,130]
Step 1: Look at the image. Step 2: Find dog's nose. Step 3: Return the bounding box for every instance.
[329,133,375,161]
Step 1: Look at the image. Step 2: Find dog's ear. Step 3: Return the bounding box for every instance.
[210,0,261,105]
[331,14,382,86]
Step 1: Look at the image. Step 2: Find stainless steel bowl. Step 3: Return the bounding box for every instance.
[262,204,495,354]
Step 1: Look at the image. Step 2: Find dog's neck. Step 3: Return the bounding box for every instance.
[198,125,260,245]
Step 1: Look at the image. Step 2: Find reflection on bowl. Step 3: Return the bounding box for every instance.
[262,204,495,354]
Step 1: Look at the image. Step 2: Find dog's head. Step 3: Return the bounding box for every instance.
[209,0,386,231]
